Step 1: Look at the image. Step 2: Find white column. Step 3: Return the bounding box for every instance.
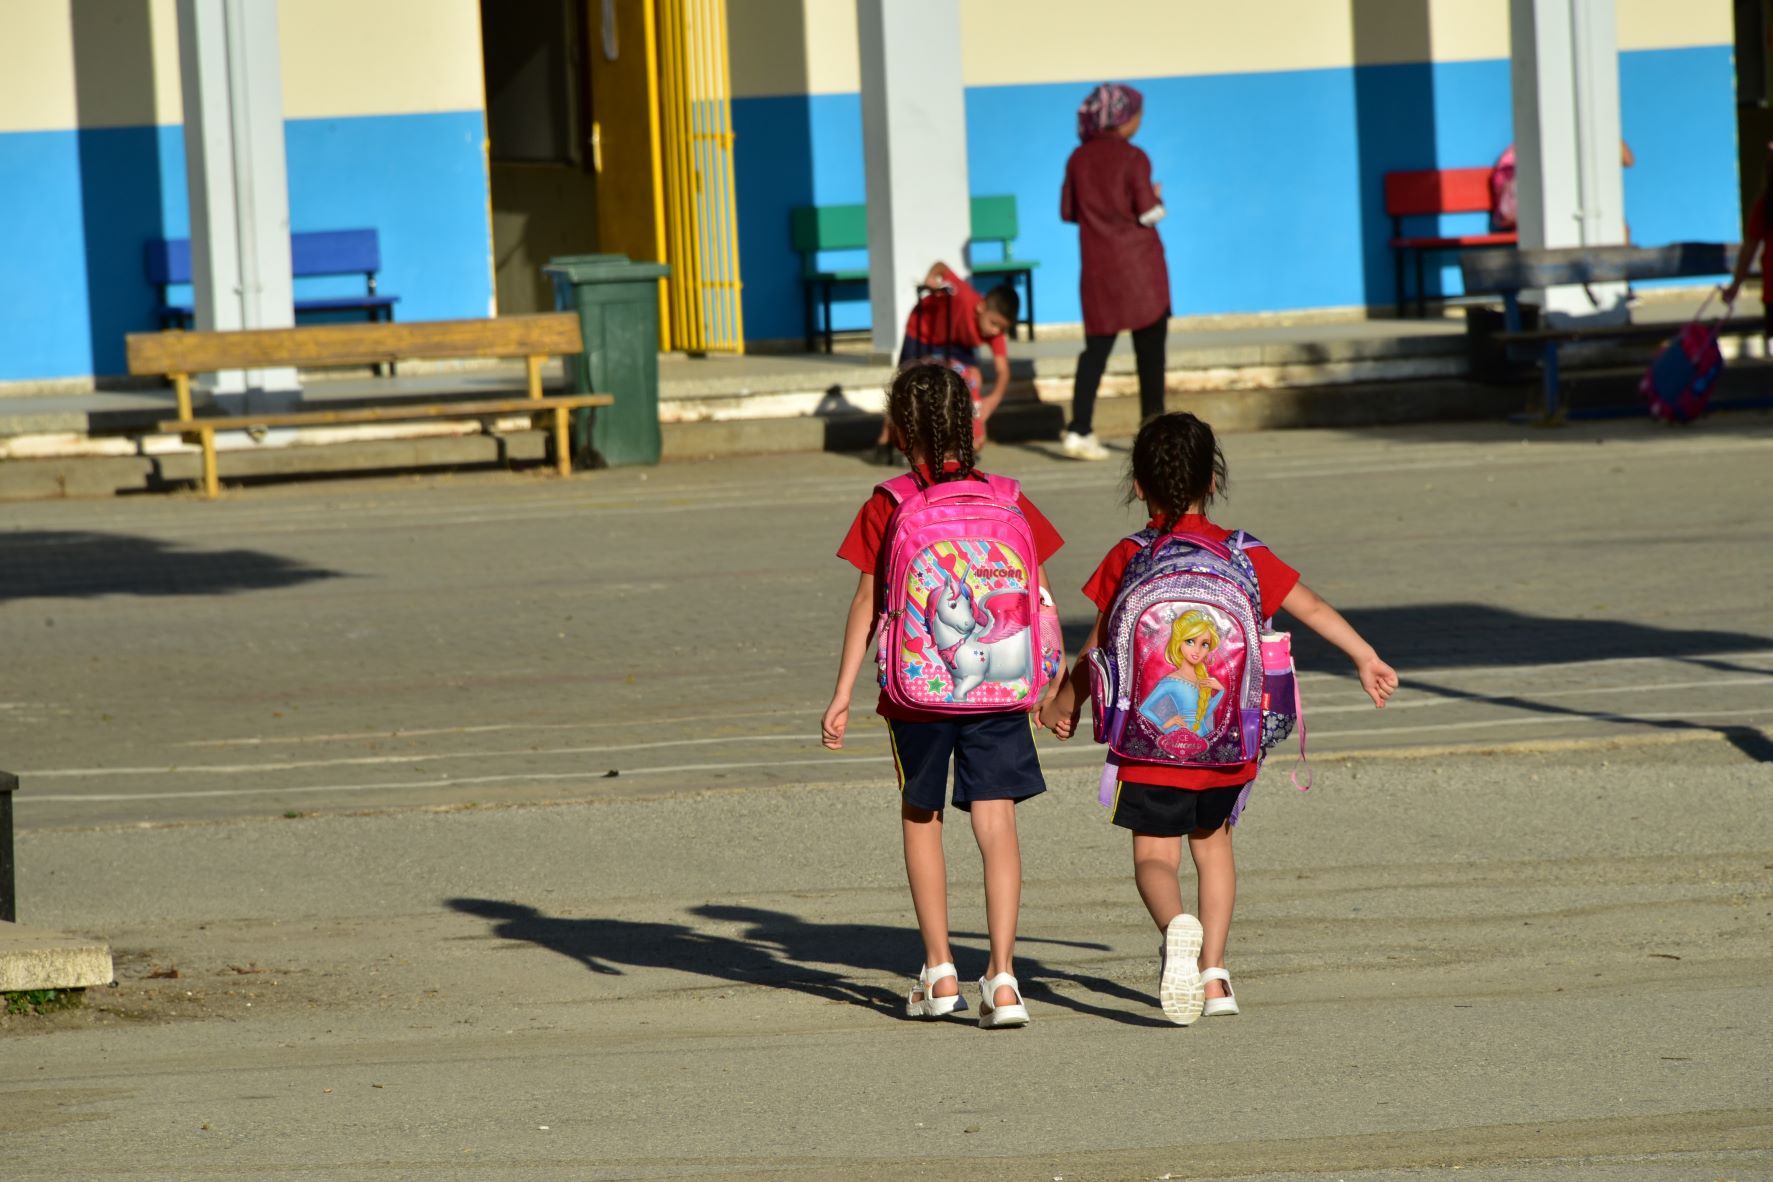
[177,0,299,401]
[1509,0,1627,324]
[856,0,970,357]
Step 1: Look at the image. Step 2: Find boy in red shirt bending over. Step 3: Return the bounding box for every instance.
[871,262,1020,464]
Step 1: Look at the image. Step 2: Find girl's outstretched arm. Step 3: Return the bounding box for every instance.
[1279,582,1398,708]
[822,572,877,749]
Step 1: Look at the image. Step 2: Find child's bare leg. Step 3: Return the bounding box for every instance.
[1187,823,1236,999]
[1132,833,1186,930]
[969,799,1022,1007]
[902,802,957,999]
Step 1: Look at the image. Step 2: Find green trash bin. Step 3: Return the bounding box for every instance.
[545,253,671,467]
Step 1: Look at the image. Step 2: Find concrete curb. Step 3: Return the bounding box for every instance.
[0,921,113,993]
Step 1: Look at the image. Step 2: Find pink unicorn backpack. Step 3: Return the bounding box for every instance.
[1086,529,1308,806]
[875,471,1051,713]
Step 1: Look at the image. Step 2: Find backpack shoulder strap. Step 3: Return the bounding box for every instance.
[981,473,1021,503]
[876,472,924,504]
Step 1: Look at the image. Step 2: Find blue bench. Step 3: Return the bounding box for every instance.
[1459,242,1762,420]
[145,228,400,332]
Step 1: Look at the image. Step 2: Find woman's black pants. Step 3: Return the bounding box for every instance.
[1068,315,1168,436]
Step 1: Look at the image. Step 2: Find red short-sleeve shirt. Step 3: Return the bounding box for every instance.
[1083,515,1300,789]
[903,278,1010,364]
[838,465,1063,721]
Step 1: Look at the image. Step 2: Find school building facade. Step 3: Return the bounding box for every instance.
[0,0,1751,388]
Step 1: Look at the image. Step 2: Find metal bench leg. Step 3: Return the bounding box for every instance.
[1541,342,1565,422]
[822,281,834,354]
[1024,269,1035,340]
[1415,251,1428,318]
[1394,250,1407,320]
[0,775,15,924]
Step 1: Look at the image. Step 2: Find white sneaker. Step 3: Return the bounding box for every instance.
[1061,430,1110,461]
[1158,914,1205,1025]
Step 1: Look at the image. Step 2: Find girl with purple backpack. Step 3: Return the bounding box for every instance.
[1041,412,1396,1024]
[823,362,1065,1028]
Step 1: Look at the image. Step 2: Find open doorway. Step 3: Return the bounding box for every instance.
[481,0,599,315]
[1736,0,1773,231]
[481,0,672,317]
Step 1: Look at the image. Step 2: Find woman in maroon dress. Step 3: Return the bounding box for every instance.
[1060,83,1170,460]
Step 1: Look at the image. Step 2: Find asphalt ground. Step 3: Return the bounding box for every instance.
[4,415,1773,829]
[2,415,1771,1179]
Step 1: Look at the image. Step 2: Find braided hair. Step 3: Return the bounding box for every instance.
[886,362,976,482]
[1127,411,1227,529]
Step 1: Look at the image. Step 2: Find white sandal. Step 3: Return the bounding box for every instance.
[1201,967,1239,1017]
[977,971,1030,1028]
[906,962,967,1019]
[1159,914,1205,1026]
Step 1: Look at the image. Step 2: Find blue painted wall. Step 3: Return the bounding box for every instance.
[0,110,490,381]
[729,45,1737,343]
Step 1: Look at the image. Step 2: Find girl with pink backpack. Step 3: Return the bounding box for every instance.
[1041,412,1397,1025]
[822,362,1066,1028]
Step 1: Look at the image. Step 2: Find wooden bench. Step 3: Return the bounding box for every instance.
[1459,241,1760,419]
[124,313,612,498]
[1386,167,1517,318]
[791,196,1041,351]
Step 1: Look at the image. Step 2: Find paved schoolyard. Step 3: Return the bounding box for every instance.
[2,416,1771,1179]
[5,416,1773,827]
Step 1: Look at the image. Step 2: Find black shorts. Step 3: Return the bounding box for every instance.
[1110,780,1249,836]
[887,712,1046,813]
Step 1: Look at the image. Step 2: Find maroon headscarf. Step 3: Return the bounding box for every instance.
[1077,83,1143,141]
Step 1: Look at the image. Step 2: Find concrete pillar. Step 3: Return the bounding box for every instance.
[177,0,299,401]
[1509,0,1627,324]
[856,0,970,357]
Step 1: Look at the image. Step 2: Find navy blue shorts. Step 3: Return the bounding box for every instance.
[898,338,980,369]
[888,712,1046,813]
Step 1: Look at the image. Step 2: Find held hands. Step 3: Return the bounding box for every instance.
[1357,654,1399,709]
[820,698,850,749]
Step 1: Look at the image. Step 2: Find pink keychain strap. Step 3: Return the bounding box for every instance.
[1289,676,1312,791]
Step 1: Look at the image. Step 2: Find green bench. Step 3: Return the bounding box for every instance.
[791,196,1039,352]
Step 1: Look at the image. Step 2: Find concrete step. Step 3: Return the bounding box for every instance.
[0,921,113,993]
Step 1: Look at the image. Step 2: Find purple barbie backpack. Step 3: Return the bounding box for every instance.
[875,472,1055,714]
[1086,529,1308,808]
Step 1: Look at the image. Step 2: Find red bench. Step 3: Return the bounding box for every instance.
[1386,167,1517,318]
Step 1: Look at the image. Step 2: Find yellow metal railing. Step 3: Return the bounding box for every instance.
[656,0,744,353]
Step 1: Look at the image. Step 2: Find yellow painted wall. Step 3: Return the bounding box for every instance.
[723,0,1735,100]
[2,0,1738,130]
[279,0,485,120]
[0,0,484,133]
[0,0,181,133]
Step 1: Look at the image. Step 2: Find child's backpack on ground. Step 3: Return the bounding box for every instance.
[1641,293,1726,424]
[875,472,1052,713]
[1087,530,1307,810]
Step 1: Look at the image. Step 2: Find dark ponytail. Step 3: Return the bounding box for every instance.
[885,362,976,481]
[1127,411,1226,529]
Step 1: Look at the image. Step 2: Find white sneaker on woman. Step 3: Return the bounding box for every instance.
[1060,430,1110,461]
